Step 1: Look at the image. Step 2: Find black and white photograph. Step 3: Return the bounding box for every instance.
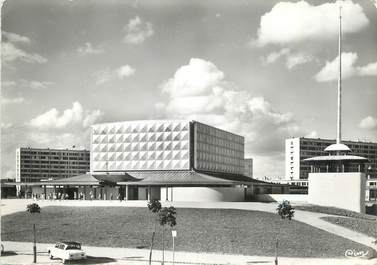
[1,0,377,264]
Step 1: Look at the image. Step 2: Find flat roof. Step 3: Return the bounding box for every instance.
[18,147,89,152]
[92,119,190,128]
[287,137,377,145]
[8,170,272,187]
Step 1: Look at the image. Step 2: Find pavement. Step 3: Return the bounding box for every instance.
[2,241,377,265]
[1,199,377,265]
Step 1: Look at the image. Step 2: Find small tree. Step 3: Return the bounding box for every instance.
[275,200,294,265]
[147,199,162,265]
[26,203,41,263]
[158,206,177,265]
[276,200,295,220]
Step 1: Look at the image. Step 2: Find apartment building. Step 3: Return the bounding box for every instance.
[285,137,377,180]
[16,147,90,182]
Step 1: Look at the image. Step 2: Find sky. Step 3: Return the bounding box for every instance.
[1,0,377,179]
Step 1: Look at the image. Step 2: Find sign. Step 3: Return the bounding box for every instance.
[172,230,177,237]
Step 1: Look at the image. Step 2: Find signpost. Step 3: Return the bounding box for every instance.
[172,230,177,265]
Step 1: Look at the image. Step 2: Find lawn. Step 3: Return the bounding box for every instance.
[321,216,377,238]
[1,206,374,258]
[295,205,377,220]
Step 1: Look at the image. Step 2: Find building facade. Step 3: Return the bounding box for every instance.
[90,120,245,176]
[16,147,90,183]
[244,158,253,178]
[285,137,377,180]
[86,119,253,201]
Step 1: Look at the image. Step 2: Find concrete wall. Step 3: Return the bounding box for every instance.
[160,187,245,202]
[255,194,308,203]
[308,172,366,213]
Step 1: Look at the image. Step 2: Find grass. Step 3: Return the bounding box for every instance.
[295,205,377,220]
[1,206,374,258]
[321,216,377,239]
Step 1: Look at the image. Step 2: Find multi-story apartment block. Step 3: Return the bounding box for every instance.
[285,137,377,180]
[16,147,90,183]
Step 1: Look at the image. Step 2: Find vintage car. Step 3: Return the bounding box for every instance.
[47,242,86,263]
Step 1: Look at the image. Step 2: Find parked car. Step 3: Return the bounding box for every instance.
[47,242,86,263]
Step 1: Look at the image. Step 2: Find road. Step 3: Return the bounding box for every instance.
[2,241,377,265]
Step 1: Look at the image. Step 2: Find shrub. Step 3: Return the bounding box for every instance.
[277,200,294,220]
[26,203,41,214]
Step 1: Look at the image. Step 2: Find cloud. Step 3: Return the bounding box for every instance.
[116,65,136,79]
[2,31,48,64]
[305,130,318,138]
[1,122,13,129]
[263,48,315,69]
[29,101,103,130]
[123,16,154,44]
[27,132,89,150]
[2,31,31,44]
[4,170,15,179]
[95,65,135,85]
[315,52,377,82]
[254,0,369,47]
[2,80,53,90]
[19,102,102,154]
[156,58,307,176]
[2,81,17,88]
[162,58,225,99]
[83,110,103,128]
[28,80,54,89]
[77,42,104,55]
[358,62,377,76]
[95,69,113,85]
[263,48,290,64]
[2,42,48,64]
[358,116,377,130]
[2,96,25,105]
[285,52,315,69]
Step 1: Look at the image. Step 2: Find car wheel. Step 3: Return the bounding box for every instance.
[49,254,53,260]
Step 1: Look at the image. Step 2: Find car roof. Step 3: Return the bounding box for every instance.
[57,241,81,245]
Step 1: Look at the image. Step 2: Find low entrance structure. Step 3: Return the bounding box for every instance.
[8,171,291,202]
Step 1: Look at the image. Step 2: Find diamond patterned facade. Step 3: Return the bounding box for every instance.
[91,120,191,172]
[91,120,245,176]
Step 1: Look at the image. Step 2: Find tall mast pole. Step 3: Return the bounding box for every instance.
[336,6,342,144]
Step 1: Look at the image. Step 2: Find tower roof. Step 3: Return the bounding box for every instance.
[324,143,351,152]
[303,155,368,163]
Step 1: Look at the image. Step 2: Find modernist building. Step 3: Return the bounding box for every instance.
[16,147,90,183]
[90,120,244,175]
[285,137,377,180]
[87,120,252,201]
